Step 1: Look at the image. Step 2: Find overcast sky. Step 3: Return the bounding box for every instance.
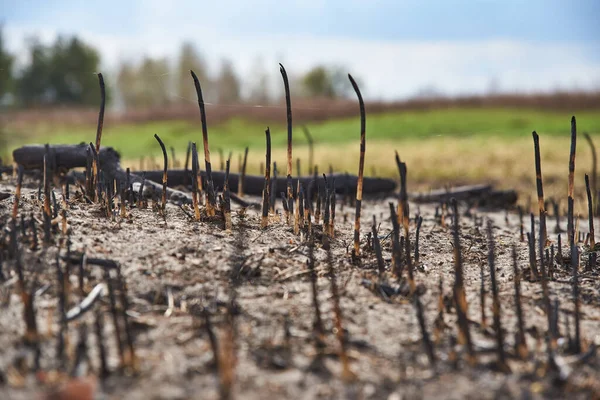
[3,0,600,100]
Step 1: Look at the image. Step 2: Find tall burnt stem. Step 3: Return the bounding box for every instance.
[396,153,408,230]
[305,181,313,231]
[323,175,330,236]
[511,245,528,359]
[270,162,277,214]
[43,150,52,244]
[91,73,105,202]
[326,247,354,381]
[191,143,201,220]
[303,126,314,176]
[224,159,232,231]
[154,134,168,212]
[261,128,271,228]
[349,74,365,257]
[571,243,581,353]
[315,182,321,224]
[533,131,548,244]
[389,203,403,280]
[191,69,216,215]
[584,133,597,214]
[414,215,423,265]
[86,146,93,198]
[280,64,294,225]
[238,146,249,197]
[184,141,192,172]
[529,213,540,279]
[450,198,475,364]
[329,183,336,237]
[12,165,23,220]
[585,174,595,247]
[372,216,385,278]
[567,116,577,246]
[104,270,125,369]
[298,183,305,229]
[294,180,301,234]
[94,309,110,379]
[486,221,509,371]
[414,292,436,366]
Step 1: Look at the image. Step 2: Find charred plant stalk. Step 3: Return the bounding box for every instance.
[191,142,201,220]
[224,159,232,231]
[533,131,548,244]
[154,134,168,212]
[184,141,191,172]
[349,74,365,256]
[372,216,385,278]
[261,128,271,228]
[396,153,408,229]
[329,185,336,236]
[415,215,422,265]
[91,73,105,202]
[12,165,23,220]
[529,213,540,279]
[43,150,52,244]
[584,133,597,214]
[585,174,595,247]
[486,221,509,371]
[511,245,528,359]
[450,198,475,364]
[389,203,403,280]
[270,162,277,214]
[191,69,216,215]
[568,116,577,246]
[280,64,294,225]
[238,146,249,197]
[571,243,581,353]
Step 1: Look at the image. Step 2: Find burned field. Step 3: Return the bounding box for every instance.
[0,70,599,400]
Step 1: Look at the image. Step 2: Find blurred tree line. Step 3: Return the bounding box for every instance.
[0,25,358,109]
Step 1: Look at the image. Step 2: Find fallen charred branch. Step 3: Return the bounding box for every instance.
[409,184,517,208]
[12,144,398,198]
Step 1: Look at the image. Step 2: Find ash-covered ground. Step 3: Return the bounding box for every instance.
[0,175,599,400]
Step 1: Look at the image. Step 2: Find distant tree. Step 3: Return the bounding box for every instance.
[176,41,210,103]
[0,24,14,100]
[16,35,102,106]
[216,59,240,104]
[302,66,334,98]
[302,65,358,98]
[48,36,101,105]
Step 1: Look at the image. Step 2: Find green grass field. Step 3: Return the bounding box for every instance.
[5,107,600,204]
[7,107,600,160]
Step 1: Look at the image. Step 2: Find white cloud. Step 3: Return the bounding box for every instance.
[5,23,600,101]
